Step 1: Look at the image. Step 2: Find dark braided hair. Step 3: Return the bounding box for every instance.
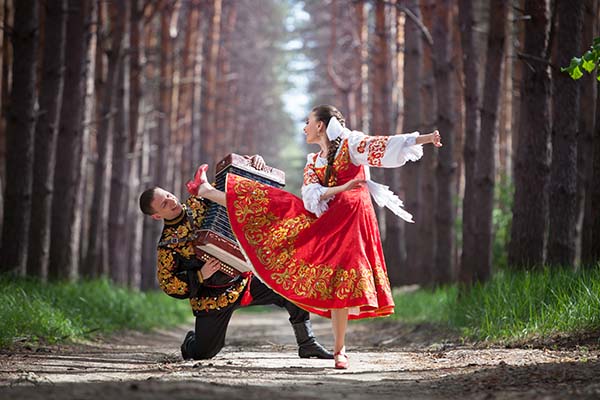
[312,105,346,187]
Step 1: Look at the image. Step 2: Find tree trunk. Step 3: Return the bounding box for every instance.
[140,9,160,291]
[457,0,481,284]
[547,0,583,267]
[156,1,174,187]
[109,22,130,286]
[85,1,125,278]
[0,0,38,275]
[200,0,222,169]
[432,0,456,284]
[49,0,95,281]
[580,0,598,267]
[400,0,423,284]
[498,3,514,182]
[0,0,7,197]
[27,0,67,280]
[592,81,600,265]
[417,0,437,284]
[369,0,402,285]
[127,0,143,288]
[472,0,508,282]
[508,0,552,268]
[190,3,205,182]
[178,0,201,182]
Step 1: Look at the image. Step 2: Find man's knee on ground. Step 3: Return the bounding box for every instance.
[182,332,223,360]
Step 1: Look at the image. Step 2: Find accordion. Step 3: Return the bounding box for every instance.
[194,154,285,277]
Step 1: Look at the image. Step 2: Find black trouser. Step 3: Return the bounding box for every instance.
[182,276,309,359]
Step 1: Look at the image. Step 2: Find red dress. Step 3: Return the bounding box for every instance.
[226,131,422,320]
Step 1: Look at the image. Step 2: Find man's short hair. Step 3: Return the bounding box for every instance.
[139,187,158,215]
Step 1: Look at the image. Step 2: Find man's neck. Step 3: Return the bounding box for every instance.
[164,206,185,225]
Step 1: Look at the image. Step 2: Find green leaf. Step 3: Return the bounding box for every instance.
[582,59,596,74]
[583,50,594,61]
[570,66,584,80]
[571,57,582,67]
[593,37,600,47]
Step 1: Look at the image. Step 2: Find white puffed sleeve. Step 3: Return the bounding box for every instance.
[347,130,423,167]
[301,154,332,217]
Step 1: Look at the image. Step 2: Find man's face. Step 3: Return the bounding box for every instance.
[149,187,183,221]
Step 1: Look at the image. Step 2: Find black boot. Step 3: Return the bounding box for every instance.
[181,330,195,360]
[292,320,333,359]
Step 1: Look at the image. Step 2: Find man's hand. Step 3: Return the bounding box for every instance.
[249,154,265,170]
[200,257,221,280]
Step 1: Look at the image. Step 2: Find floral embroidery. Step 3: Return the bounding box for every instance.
[157,248,189,296]
[366,136,390,166]
[190,277,248,312]
[308,140,352,187]
[230,175,392,303]
[303,164,321,186]
[357,138,368,154]
[157,198,207,297]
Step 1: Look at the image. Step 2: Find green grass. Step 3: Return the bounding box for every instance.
[0,275,191,348]
[389,265,600,343]
[390,285,457,325]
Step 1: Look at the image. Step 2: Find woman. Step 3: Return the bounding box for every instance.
[190,105,442,369]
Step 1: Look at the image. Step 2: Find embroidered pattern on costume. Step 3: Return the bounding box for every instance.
[190,277,248,312]
[366,136,390,166]
[310,140,352,186]
[231,175,393,303]
[157,198,209,296]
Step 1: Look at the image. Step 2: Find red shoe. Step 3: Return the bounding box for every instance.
[334,351,349,369]
[186,164,209,196]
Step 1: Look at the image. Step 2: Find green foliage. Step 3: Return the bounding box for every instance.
[388,266,600,343]
[452,267,600,341]
[562,37,600,81]
[389,285,458,324]
[0,275,191,348]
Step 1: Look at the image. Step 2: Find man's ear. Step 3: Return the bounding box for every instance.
[151,213,163,221]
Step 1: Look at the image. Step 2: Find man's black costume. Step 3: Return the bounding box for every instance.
[156,195,332,360]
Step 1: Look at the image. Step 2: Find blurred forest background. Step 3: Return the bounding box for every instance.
[0,0,598,291]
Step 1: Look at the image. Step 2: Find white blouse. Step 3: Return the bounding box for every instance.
[302,130,423,221]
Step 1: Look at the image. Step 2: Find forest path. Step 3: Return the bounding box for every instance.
[1,309,599,399]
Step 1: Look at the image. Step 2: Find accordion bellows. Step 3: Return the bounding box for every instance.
[194,154,285,276]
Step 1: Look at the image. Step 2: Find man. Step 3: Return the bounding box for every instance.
[139,158,332,360]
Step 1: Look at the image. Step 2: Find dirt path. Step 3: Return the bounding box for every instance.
[1,309,599,399]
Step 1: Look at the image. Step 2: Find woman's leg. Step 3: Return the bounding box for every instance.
[193,166,227,206]
[331,308,349,355]
[198,183,227,206]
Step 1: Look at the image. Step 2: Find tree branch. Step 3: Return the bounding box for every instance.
[398,5,433,48]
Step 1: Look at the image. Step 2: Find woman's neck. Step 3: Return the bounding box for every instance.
[318,136,329,156]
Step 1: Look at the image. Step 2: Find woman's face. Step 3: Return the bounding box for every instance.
[303,112,324,144]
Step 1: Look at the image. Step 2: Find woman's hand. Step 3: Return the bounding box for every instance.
[200,257,221,280]
[341,179,366,192]
[431,130,442,147]
[320,179,366,200]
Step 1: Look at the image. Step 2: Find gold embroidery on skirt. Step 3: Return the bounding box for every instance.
[231,176,392,303]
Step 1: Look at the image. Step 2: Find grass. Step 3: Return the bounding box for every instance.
[389,265,600,343]
[0,274,191,348]
[3,264,599,348]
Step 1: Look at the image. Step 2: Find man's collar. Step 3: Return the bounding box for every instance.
[164,204,186,225]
